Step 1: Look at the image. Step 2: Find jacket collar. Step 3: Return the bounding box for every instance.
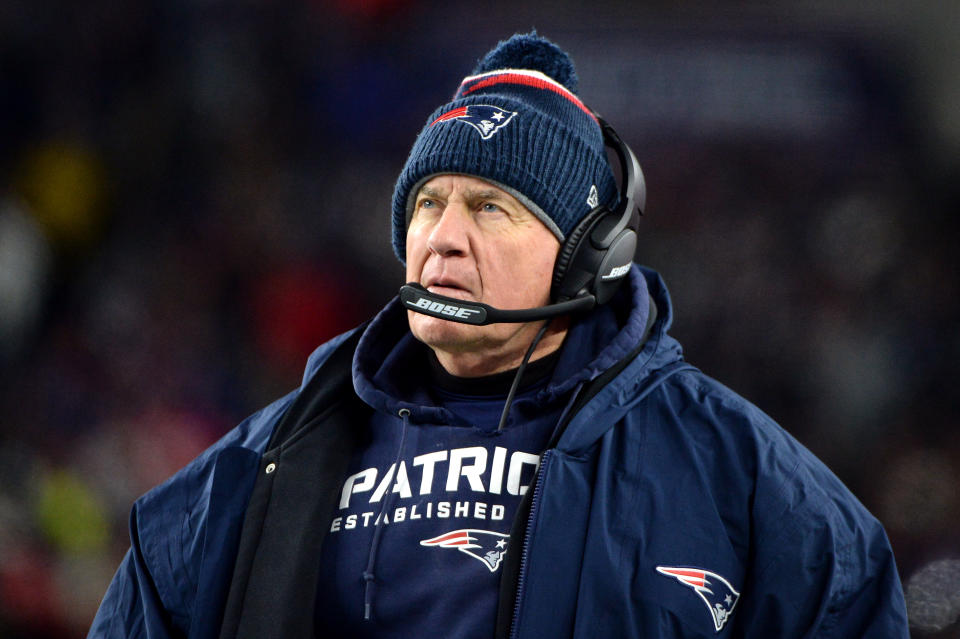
[552,266,688,454]
[348,265,674,425]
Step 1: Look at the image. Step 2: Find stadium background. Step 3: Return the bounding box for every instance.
[0,0,957,636]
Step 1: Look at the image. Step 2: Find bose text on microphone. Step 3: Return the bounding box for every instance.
[400,283,596,326]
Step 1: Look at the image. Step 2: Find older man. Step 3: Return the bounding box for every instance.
[89,33,908,639]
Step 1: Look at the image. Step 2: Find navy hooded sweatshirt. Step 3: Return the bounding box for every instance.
[314,269,647,637]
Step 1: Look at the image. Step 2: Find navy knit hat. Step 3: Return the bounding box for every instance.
[391,32,618,263]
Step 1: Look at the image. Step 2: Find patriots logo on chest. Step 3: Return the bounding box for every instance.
[430,105,517,139]
[656,566,741,632]
[420,529,509,572]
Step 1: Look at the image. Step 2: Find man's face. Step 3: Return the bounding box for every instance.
[405,174,562,375]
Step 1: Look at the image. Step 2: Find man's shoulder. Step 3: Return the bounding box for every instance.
[123,327,367,610]
[653,367,807,456]
[602,324,860,523]
[617,367,895,595]
[135,326,365,523]
[650,368,881,534]
[134,389,296,524]
[116,389,295,618]
[299,325,366,388]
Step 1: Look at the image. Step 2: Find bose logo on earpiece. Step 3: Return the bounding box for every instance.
[601,264,631,280]
[410,297,483,319]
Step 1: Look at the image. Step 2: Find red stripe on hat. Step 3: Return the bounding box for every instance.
[459,73,597,122]
[430,106,469,126]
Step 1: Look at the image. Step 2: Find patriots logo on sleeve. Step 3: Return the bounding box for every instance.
[430,105,517,139]
[656,566,740,632]
[420,529,510,572]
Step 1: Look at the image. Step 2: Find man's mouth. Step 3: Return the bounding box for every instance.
[425,278,472,299]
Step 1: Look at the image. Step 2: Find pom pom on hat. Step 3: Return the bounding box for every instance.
[391,32,617,263]
[471,32,579,93]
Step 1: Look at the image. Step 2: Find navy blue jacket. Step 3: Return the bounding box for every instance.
[88,267,908,638]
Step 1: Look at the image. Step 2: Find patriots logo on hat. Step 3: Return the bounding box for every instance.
[420,529,509,572]
[430,105,517,140]
[656,566,740,632]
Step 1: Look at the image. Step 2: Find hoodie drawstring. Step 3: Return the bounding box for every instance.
[362,407,411,622]
[497,318,553,433]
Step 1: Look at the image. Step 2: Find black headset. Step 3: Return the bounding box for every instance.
[399,115,644,325]
[550,114,645,306]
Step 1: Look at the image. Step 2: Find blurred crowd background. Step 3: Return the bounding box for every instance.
[1,0,958,636]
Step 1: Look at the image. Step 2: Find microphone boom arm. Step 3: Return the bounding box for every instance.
[399,283,595,325]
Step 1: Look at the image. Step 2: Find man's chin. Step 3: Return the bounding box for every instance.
[408,313,484,352]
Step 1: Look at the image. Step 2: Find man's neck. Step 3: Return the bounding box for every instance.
[427,346,562,396]
[431,320,569,378]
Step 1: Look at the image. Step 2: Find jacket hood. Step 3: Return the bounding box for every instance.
[349,265,682,429]
[553,266,688,456]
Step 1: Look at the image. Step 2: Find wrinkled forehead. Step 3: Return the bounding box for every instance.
[417,176,509,203]
[404,172,564,242]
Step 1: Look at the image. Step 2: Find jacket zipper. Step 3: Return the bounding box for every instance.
[508,449,553,639]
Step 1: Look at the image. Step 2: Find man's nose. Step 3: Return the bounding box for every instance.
[427,204,471,257]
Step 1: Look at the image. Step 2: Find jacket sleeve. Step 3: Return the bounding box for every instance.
[736,452,909,638]
[816,524,908,638]
[87,506,184,639]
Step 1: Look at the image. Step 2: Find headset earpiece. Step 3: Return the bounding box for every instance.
[551,207,606,297]
[550,116,645,306]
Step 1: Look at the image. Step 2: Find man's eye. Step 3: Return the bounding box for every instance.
[481,203,501,213]
[418,199,436,209]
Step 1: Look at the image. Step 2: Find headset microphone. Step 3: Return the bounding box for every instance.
[399,283,595,325]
